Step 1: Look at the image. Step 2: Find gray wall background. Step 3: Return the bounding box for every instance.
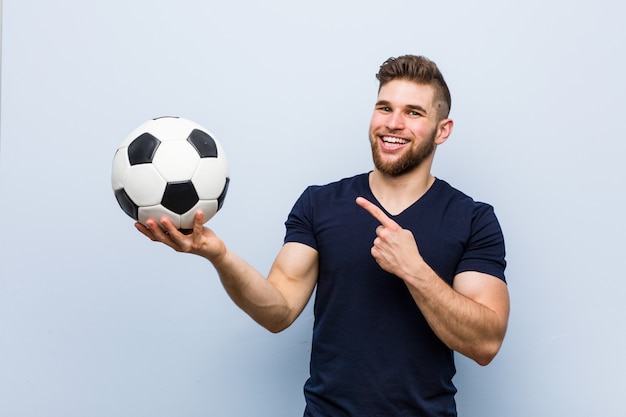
[1,1,625,416]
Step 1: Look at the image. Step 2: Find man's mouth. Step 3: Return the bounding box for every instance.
[380,135,409,150]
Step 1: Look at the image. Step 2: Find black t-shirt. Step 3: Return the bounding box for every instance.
[285,173,506,417]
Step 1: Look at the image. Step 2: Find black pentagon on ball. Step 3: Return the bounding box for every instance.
[161,181,199,215]
[217,177,230,211]
[128,133,161,165]
[187,129,218,158]
[114,188,139,220]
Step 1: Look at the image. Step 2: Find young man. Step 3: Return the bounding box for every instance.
[137,55,509,417]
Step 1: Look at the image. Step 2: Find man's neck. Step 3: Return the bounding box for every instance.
[368,169,435,216]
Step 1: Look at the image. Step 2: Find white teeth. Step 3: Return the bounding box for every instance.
[382,136,408,144]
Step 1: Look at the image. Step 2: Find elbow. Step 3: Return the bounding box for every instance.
[470,339,504,366]
[468,322,508,366]
[265,323,289,334]
[474,353,496,367]
[256,311,294,334]
[459,339,502,366]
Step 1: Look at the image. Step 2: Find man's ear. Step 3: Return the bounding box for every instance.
[435,118,454,145]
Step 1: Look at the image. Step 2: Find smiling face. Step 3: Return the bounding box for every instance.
[369,79,451,177]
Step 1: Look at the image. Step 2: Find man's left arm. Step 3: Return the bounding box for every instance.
[404,269,509,365]
[356,197,510,365]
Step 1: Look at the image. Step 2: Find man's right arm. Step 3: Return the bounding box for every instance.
[214,241,318,332]
[136,211,318,333]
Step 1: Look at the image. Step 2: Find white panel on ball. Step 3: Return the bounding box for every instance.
[180,200,220,228]
[193,158,229,199]
[146,117,203,142]
[124,164,167,206]
[152,140,201,181]
[138,205,182,229]
[110,149,131,190]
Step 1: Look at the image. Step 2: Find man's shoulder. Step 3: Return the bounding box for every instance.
[304,172,369,196]
[433,178,494,210]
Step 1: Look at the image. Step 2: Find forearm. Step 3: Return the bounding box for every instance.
[210,248,291,333]
[403,268,508,365]
[137,217,316,334]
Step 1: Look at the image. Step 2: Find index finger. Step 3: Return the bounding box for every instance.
[355,196,398,228]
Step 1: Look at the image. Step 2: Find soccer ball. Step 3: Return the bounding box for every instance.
[111,116,229,230]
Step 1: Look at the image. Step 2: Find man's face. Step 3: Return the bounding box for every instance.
[368,79,442,177]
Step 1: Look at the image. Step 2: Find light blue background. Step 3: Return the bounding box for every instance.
[1,1,625,416]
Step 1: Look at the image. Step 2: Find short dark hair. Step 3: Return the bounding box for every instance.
[376,55,451,120]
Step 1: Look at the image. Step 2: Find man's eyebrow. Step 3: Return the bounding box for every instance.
[375,100,428,113]
[405,103,428,113]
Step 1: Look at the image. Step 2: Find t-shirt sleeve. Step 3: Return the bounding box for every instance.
[284,186,318,250]
[455,204,507,282]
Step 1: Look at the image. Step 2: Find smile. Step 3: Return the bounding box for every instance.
[381,136,409,145]
[380,135,409,150]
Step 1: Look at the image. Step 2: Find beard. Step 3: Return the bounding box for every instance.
[370,129,437,177]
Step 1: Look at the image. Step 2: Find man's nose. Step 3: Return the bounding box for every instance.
[385,112,404,130]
